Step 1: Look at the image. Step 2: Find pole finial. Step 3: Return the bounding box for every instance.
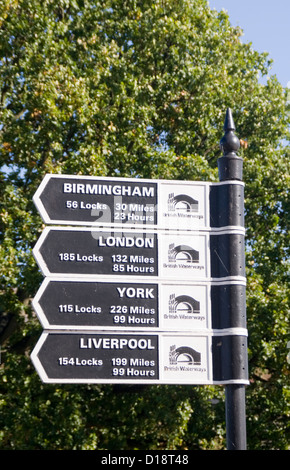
[224,107,236,131]
[220,108,240,156]
[218,108,243,181]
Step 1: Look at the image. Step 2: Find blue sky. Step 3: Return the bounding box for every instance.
[208,0,290,88]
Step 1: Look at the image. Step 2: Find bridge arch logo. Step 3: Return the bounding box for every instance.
[168,293,200,314]
[168,243,199,263]
[169,345,201,365]
[167,193,198,213]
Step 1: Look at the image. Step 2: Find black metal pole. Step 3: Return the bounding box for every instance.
[218,108,247,450]
[225,384,247,450]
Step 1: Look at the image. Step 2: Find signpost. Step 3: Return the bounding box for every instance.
[219,108,247,450]
[31,108,248,449]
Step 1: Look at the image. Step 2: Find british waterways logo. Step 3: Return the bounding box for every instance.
[168,243,199,263]
[169,345,201,366]
[167,193,199,213]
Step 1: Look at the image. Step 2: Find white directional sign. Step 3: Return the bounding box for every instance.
[31,330,248,385]
[33,174,245,231]
[31,330,212,384]
[32,226,211,279]
[33,226,245,281]
[32,278,212,331]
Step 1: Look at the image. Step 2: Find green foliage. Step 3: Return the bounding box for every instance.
[0,0,289,450]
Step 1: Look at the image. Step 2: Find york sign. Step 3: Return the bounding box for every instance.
[32,278,214,331]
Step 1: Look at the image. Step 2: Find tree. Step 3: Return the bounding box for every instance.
[0,0,289,450]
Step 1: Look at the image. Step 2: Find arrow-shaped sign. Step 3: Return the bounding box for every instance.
[32,277,247,331]
[33,173,245,231]
[33,174,159,227]
[33,174,207,229]
[31,330,249,385]
[31,331,211,384]
[33,226,246,280]
[32,226,213,279]
[32,277,215,330]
